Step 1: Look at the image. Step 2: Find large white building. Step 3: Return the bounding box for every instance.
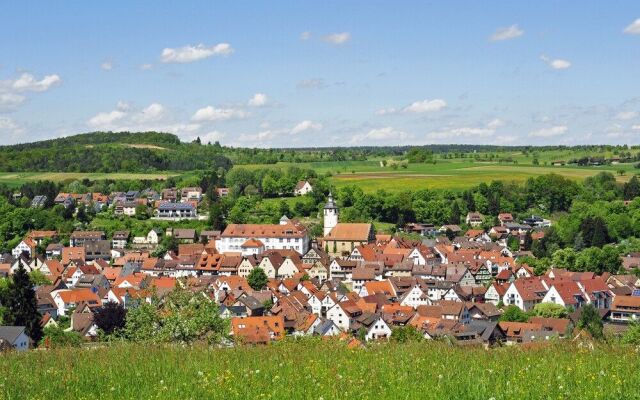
[216,217,310,255]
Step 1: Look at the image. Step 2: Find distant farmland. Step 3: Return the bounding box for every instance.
[0,172,182,187]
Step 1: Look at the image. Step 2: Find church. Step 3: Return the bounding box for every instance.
[321,192,375,257]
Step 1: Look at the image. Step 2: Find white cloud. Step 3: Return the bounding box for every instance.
[101,61,113,71]
[616,111,637,120]
[351,127,409,144]
[529,125,568,138]
[291,120,322,135]
[300,31,311,40]
[624,18,640,35]
[139,63,153,71]
[87,102,202,136]
[87,110,127,128]
[133,103,166,123]
[540,55,571,70]
[199,130,226,143]
[487,118,505,129]
[191,106,248,122]
[403,99,447,113]
[375,107,397,116]
[161,43,234,63]
[490,24,524,41]
[323,32,351,45]
[632,125,640,130]
[11,73,61,92]
[0,92,26,110]
[0,117,24,139]
[248,93,268,107]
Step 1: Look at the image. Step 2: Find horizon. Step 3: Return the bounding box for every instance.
[1,2,640,147]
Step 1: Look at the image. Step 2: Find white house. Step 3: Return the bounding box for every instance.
[12,239,36,258]
[0,326,30,351]
[294,180,313,196]
[363,315,392,341]
[216,218,310,255]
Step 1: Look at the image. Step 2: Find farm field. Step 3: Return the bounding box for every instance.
[0,340,636,399]
[325,162,635,192]
[0,172,182,187]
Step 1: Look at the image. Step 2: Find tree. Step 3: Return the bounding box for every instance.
[621,320,640,345]
[247,268,268,291]
[623,175,640,200]
[208,202,225,230]
[93,302,127,335]
[576,304,603,340]
[2,265,43,343]
[28,270,51,286]
[531,302,568,318]
[390,325,423,343]
[40,325,82,348]
[499,305,529,322]
[522,231,533,251]
[135,204,149,220]
[449,201,461,225]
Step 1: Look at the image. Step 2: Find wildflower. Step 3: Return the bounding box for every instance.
[197,371,204,377]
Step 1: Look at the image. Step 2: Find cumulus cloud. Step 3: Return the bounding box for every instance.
[624,18,640,34]
[11,73,61,92]
[88,110,127,128]
[0,92,26,110]
[323,32,351,45]
[633,125,640,130]
[101,61,113,71]
[198,130,226,143]
[540,55,571,70]
[133,103,166,123]
[161,43,234,63]
[291,120,322,135]
[404,99,447,113]
[529,125,568,138]
[300,31,311,40]
[248,93,268,107]
[191,106,248,122]
[490,24,524,41]
[376,99,447,115]
[426,127,495,140]
[0,117,24,140]
[616,111,637,120]
[351,127,409,144]
[487,118,505,129]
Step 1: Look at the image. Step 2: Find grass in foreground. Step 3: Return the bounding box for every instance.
[1,340,638,399]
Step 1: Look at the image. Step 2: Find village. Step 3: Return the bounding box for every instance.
[1,181,639,351]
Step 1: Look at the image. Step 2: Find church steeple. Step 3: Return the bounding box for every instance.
[323,192,339,236]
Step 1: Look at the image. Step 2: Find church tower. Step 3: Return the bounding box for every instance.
[323,192,339,236]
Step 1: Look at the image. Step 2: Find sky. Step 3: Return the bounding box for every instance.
[1,1,640,148]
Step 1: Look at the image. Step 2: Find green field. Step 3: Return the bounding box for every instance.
[0,340,637,399]
[0,172,183,187]
[241,158,636,193]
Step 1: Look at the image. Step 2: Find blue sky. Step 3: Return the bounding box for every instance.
[1,1,639,147]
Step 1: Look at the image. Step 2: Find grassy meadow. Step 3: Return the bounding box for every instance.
[1,340,638,399]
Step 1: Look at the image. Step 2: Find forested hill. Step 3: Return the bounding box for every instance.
[0,132,232,173]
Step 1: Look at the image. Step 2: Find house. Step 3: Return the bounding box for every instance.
[156,202,198,219]
[465,212,484,227]
[52,289,102,316]
[70,312,99,339]
[541,281,587,309]
[12,238,36,258]
[180,187,203,203]
[323,223,376,257]
[239,239,265,256]
[70,231,105,247]
[216,219,310,255]
[0,326,30,351]
[216,187,230,198]
[83,240,111,261]
[326,300,363,332]
[503,278,547,312]
[498,213,514,226]
[230,316,285,344]
[114,201,138,216]
[170,228,197,243]
[404,223,437,236]
[498,321,544,344]
[610,296,640,323]
[112,231,130,249]
[294,180,313,196]
[358,313,392,341]
[31,195,48,208]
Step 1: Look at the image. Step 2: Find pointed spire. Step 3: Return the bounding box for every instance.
[324,192,337,209]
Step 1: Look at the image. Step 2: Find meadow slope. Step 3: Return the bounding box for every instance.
[1,340,638,399]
